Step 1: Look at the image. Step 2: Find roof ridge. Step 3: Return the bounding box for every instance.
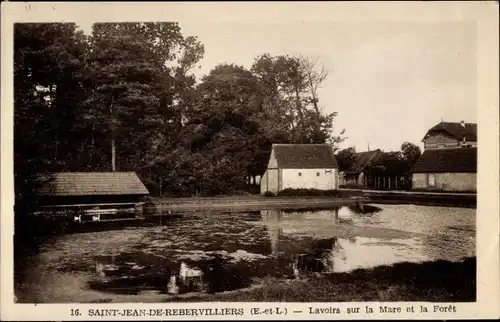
[425,147,478,151]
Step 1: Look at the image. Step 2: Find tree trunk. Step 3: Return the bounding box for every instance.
[308,77,322,140]
[110,95,116,172]
[294,87,305,143]
[111,138,116,171]
[90,123,95,164]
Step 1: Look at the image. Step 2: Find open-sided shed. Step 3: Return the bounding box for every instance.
[36,172,150,221]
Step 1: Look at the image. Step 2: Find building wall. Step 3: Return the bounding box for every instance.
[357,172,365,185]
[281,168,338,190]
[261,148,281,194]
[424,134,460,149]
[260,171,268,194]
[424,134,477,150]
[339,172,346,186]
[267,169,280,193]
[463,142,477,147]
[268,148,278,168]
[344,174,359,185]
[412,172,476,192]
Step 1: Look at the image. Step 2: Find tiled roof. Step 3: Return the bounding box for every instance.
[38,172,149,196]
[273,144,339,169]
[345,149,383,174]
[423,121,477,142]
[411,148,477,173]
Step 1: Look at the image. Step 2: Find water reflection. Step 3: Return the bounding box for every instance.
[16,204,476,302]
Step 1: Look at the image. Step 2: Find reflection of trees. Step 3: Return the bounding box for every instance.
[259,209,354,276]
[261,209,282,255]
[321,238,348,273]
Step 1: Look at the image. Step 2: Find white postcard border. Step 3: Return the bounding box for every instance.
[1,1,499,320]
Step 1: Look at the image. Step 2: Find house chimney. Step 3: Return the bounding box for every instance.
[460,120,465,127]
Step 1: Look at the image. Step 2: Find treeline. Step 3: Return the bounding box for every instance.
[14,22,345,207]
[336,142,422,189]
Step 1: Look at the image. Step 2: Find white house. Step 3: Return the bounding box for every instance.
[260,144,339,194]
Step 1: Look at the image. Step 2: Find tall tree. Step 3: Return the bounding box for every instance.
[83,22,186,174]
[299,55,329,140]
[14,23,88,211]
[251,53,346,148]
[185,64,263,193]
[336,147,357,172]
[400,142,422,171]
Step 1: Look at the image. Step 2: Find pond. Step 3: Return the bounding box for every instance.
[15,204,476,303]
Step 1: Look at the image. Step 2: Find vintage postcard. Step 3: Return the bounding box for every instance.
[1,1,499,320]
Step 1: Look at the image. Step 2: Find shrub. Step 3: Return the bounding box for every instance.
[276,188,343,197]
[342,183,365,189]
[263,191,276,197]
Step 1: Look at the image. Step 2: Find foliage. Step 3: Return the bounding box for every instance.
[335,147,357,171]
[276,188,345,197]
[400,142,422,172]
[14,23,88,211]
[14,23,347,200]
[361,142,421,190]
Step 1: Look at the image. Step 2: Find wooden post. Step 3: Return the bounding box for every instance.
[333,208,339,224]
[135,202,145,219]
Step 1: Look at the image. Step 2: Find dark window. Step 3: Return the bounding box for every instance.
[316,172,320,176]
[298,172,302,176]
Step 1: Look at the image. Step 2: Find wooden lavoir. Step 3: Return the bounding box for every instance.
[35,172,149,222]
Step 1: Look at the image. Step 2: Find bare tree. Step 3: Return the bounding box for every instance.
[299,55,330,138]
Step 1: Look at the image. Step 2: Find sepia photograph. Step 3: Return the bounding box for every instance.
[1,1,499,320]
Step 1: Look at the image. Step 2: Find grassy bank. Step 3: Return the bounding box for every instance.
[169,257,476,302]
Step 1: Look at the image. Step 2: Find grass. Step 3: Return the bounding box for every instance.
[168,257,476,302]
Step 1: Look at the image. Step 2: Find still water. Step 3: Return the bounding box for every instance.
[15,204,475,303]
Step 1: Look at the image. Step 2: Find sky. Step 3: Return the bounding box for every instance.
[73,10,477,153]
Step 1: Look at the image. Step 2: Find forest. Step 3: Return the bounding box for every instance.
[14,22,420,209]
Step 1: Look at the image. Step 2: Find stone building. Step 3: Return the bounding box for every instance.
[412,121,477,192]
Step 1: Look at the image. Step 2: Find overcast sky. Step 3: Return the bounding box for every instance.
[71,6,477,152]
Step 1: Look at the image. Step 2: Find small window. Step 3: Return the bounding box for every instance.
[298,172,302,176]
[427,174,436,187]
[316,172,320,177]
